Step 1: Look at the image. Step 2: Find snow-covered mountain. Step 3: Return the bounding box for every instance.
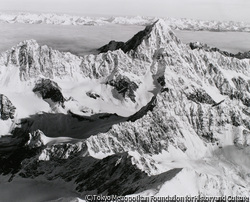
[1,12,250,32]
[189,42,250,59]
[0,19,250,199]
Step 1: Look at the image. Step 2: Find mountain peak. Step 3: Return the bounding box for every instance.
[14,39,40,49]
[98,19,175,54]
[152,19,168,28]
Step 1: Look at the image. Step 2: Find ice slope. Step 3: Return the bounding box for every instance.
[0,19,249,197]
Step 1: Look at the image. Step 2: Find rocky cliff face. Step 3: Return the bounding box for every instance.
[0,94,16,120]
[0,20,249,197]
[33,78,65,105]
[0,39,82,81]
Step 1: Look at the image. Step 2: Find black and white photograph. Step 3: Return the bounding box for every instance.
[0,0,249,201]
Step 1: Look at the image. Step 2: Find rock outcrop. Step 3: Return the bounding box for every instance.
[190,42,250,60]
[33,78,65,104]
[0,94,16,120]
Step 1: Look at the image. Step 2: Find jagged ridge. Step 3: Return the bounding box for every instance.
[99,20,158,53]
[190,42,250,59]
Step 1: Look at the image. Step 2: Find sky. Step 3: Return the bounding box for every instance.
[0,0,250,22]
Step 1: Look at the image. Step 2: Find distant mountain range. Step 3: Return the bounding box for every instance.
[1,12,250,32]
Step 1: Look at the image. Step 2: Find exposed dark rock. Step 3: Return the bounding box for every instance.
[18,44,31,81]
[210,73,250,107]
[189,42,234,57]
[189,42,250,60]
[98,40,125,53]
[212,99,225,107]
[153,48,168,60]
[230,112,242,127]
[202,132,217,143]
[0,128,86,176]
[86,91,101,99]
[157,76,166,86]
[75,153,143,194]
[107,76,139,102]
[161,87,169,93]
[232,77,250,93]
[243,119,250,130]
[0,94,16,120]
[25,130,45,149]
[242,108,250,117]
[0,130,42,175]
[186,89,216,105]
[98,20,158,53]
[229,90,250,107]
[234,51,250,59]
[234,130,250,148]
[18,150,182,196]
[128,96,157,122]
[33,78,65,104]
